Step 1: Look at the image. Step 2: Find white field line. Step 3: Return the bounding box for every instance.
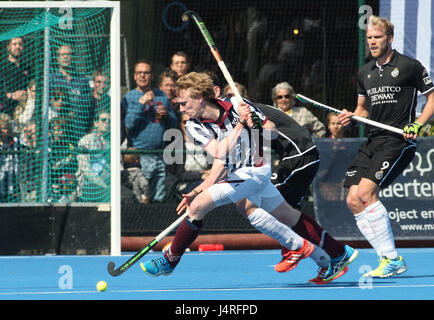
[1,283,434,296]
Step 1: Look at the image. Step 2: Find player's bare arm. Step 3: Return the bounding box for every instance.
[418,91,434,124]
[175,114,245,216]
[338,95,369,127]
[261,118,279,139]
[403,91,434,141]
[176,160,227,215]
[204,116,246,161]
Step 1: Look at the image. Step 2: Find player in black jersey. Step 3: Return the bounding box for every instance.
[142,72,358,283]
[219,86,358,283]
[249,103,358,283]
[254,103,319,209]
[338,15,434,278]
[141,72,317,278]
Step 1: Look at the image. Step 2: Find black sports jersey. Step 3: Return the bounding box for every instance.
[253,103,316,158]
[357,50,434,137]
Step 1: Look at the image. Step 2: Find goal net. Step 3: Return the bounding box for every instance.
[0,2,120,255]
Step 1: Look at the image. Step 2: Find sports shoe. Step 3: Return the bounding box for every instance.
[274,239,315,273]
[323,245,359,281]
[362,256,407,278]
[309,266,349,285]
[140,256,173,276]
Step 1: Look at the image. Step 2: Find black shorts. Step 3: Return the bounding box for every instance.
[343,136,416,189]
[272,147,320,208]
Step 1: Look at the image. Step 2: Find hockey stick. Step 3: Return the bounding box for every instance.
[182,10,263,157]
[296,94,404,135]
[107,210,190,277]
[182,11,245,105]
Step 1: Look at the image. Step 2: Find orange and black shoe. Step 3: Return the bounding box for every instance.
[308,266,349,285]
[274,239,315,273]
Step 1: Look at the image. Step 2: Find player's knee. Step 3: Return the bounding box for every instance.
[188,197,213,221]
[346,192,361,211]
[356,188,377,206]
[188,203,203,220]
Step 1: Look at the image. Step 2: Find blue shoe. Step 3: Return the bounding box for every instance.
[323,245,359,281]
[140,256,173,276]
[363,256,407,278]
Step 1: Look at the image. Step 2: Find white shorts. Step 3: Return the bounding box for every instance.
[207,164,284,213]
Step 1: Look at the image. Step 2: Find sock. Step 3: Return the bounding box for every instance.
[354,209,381,256]
[164,217,203,268]
[248,208,304,250]
[309,244,330,268]
[292,213,344,259]
[365,201,398,259]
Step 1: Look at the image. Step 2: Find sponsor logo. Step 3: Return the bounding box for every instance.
[423,76,433,85]
[346,170,357,177]
[375,161,389,180]
[367,86,401,105]
[367,86,401,95]
[391,68,399,78]
[375,170,383,180]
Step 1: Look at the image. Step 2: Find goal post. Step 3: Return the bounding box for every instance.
[0,2,121,256]
[110,2,121,257]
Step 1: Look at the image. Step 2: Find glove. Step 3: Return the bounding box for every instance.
[403,121,423,135]
[250,112,262,129]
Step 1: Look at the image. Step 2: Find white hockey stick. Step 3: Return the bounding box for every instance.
[296,94,404,135]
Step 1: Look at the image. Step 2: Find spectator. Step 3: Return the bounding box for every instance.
[250,44,286,105]
[47,117,78,203]
[326,112,345,138]
[222,82,249,100]
[204,70,224,99]
[20,120,36,149]
[18,120,37,202]
[13,79,36,134]
[91,70,110,111]
[0,113,23,202]
[272,82,326,138]
[0,37,32,116]
[51,45,93,140]
[76,111,111,203]
[158,69,178,112]
[170,51,191,77]
[122,59,178,203]
[48,87,73,121]
[302,60,325,102]
[122,148,150,204]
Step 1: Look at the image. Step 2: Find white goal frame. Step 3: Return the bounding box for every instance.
[0,1,121,256]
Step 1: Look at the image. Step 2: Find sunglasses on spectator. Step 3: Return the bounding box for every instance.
[226,93,235,98]
[99,117,110,122]
[276,94,291,100]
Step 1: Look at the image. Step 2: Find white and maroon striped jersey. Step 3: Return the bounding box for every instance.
[184,97,267,172]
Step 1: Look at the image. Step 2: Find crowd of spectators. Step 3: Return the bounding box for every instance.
[0,34,432,205]
[0,37,112,203]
